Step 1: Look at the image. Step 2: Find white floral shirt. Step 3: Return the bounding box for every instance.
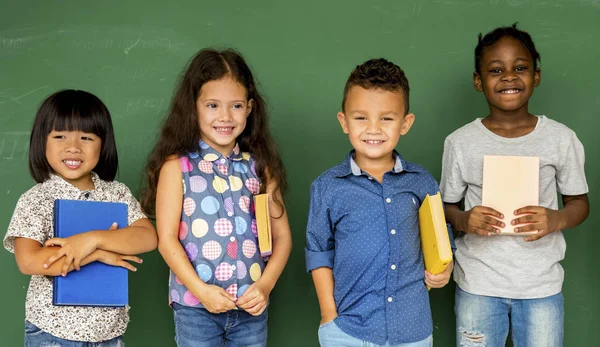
[3,173,146,342]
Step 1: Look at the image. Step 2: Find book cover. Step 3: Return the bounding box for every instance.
[419,192,453,275]
[482,155,539,235]
[53,199,128,307]
[253,194,272,258]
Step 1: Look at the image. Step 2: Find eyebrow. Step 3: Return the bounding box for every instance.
[487,57,530,65]
[348,110,399,116]
[200,98,246,103]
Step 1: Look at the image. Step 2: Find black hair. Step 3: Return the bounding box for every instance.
[29,89,118,183]
[475,23,541,74]
[342,58,410,114]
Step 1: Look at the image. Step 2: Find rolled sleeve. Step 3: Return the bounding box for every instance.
[305,180,335,273]
[305,248,335,272]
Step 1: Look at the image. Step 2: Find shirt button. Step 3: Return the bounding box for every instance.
[391,229,396,235]
[386,198,391,203]
[391,264,397,270]
[368,176,373,180]
[220,158,226,163]
[387,297,393,302]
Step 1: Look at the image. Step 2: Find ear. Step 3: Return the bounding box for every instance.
[337,112,349,134]
[533,68,541,87]
[400,113,415,135]
[246,99,254,117]
[473,72,483,92]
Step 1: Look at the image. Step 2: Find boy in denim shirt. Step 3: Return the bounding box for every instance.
[306,58,454,347]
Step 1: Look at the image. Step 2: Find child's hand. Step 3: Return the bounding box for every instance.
[44,222,118,276]
[197,284,237,314]
[96,250,142,272]
[511,206,561,242]
[237,280,271,316]
[320,312,338,325]
[425,261,453,289]
[463,206,504,236]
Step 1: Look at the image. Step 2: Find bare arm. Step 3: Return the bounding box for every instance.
[311,267,337,324]
[156,157,235,313]
[14,238,140,276]
[237,181,293,315]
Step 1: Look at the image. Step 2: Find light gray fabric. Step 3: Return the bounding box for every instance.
[440,116,588,299]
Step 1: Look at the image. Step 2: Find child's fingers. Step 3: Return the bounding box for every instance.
[61,255,74,276]
[238,295,261,310]
[121,255,143,264]
[476,206,504,219]
[73,257,82,271]
[513,223,539,233]
[108,222,118,230]
[43,249,66,268]
[44,238,65,247]
[118,260,138,272]
[244,302,266,316]
[514,206,542,216]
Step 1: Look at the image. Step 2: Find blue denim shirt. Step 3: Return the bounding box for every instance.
[305,151,455,345]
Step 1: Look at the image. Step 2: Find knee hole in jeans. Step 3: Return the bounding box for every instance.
[458,327,486,346]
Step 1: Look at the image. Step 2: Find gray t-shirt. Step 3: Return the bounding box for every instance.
[440,116,588,299]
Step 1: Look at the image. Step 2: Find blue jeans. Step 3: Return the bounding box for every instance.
[318,320,433,347]
[24,321,123,347]
[455,285,564,347]
[172,302,268,347]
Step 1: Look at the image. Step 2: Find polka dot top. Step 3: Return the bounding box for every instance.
[169,141,265,308]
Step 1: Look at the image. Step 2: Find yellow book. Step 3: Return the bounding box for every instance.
[419,192,452,275]
[253,194,272,257]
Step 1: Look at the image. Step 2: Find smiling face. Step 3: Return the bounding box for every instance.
[337,86,414,168]
[195,77,253,156]
[45,130,101,190]
[474,36,541,115]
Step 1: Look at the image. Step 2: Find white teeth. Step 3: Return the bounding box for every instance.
[216,127,232,132]
[501,89,520,94]
[64,160,81,166]
[366,140,383,144]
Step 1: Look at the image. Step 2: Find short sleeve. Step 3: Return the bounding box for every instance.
[440,137,467,203]
[3,193,49,253]
[305,179,335,272]
[114,183,148,226]
[557,130,588,196]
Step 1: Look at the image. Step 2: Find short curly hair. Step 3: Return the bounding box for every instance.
[341,58,410,114]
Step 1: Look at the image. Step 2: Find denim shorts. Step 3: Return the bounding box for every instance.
[172,302,268,347]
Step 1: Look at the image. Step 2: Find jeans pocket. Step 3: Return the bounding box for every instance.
[24,321,44,336]
[318,320,335,329]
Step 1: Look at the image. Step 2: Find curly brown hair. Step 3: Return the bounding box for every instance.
[341,58,410,115]
[140,48,287,217]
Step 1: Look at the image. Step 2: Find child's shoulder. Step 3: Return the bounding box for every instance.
[311,160,349,186]
[17,181,50,204]
[539,115,578,136]
[445,119,481,143]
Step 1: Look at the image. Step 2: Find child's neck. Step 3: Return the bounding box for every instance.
[482,108,538,139]
[354,153,395,183]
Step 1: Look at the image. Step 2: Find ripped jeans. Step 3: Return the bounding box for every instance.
[455,286,563,347]
[24,321,124,347]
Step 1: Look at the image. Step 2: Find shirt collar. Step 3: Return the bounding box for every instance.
[46,172,105,197]
[197,140,244,162]
[333,150,408,178]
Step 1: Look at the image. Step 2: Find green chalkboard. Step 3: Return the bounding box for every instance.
[1,0,598,346]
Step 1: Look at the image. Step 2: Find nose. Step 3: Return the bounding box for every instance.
[502,70,518,82]
[218,107,233,122]
[64,137,82,153]
[366,118,382,134]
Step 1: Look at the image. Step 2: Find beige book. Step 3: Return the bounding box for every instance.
[482,155,539,235]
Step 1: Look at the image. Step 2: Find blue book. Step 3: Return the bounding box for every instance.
[52,199,128,307]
